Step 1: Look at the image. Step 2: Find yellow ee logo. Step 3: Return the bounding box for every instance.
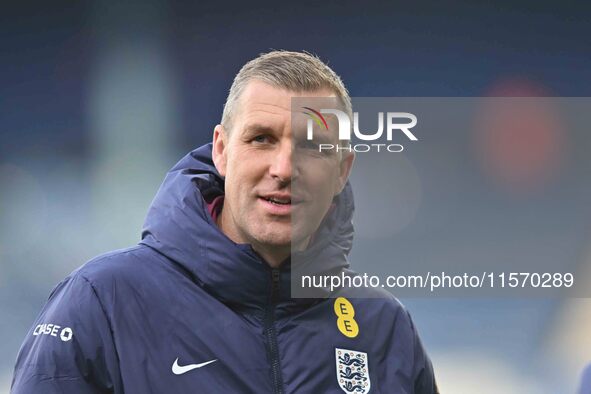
[334,297,359,338]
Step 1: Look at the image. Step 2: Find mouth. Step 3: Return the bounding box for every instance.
[258,193,305,215]
[261,196,292,205]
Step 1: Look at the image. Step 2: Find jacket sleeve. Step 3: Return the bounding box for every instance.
[11,273,122,394]
[406,310,439,394]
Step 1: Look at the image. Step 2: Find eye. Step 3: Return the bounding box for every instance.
[250,134,275,145]
[298,140,319,150]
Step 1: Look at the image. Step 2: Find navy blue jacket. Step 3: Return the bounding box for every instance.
[11,143,437,393]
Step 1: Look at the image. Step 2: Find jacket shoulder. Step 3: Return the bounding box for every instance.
[72,244,184,312]
[336,284,411,320]
[12,265,123,392]
[75,244,160,282]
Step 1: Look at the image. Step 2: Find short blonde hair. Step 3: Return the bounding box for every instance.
[221,50,352,132]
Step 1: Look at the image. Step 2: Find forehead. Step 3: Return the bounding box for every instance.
[236,80,337,124]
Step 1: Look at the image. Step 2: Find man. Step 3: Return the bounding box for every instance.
[11,51,438,393]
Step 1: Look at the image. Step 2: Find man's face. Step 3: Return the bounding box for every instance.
[212,80,353,262]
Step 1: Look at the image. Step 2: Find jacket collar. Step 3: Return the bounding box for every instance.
[140,143,355,309]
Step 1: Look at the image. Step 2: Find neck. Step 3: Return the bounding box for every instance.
[253,246,290,268]
[216,208,309,269]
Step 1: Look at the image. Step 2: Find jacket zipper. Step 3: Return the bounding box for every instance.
[265,268,284,394]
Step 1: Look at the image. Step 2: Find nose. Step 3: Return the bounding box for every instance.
[269,140,294,183]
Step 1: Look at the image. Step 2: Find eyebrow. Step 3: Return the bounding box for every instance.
[243,124,278,135]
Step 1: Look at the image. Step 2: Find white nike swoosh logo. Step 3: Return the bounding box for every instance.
[172,357,218,375]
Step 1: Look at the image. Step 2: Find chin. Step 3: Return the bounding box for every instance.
[249,223,313,251]
[257,233,292,248]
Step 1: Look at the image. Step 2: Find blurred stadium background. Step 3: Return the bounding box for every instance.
[1,1,590,393]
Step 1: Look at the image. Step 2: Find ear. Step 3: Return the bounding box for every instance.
[335,151,355,195]
[212,124,228,177]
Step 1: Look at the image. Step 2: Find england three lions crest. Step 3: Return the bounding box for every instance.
[335,348,371,393]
